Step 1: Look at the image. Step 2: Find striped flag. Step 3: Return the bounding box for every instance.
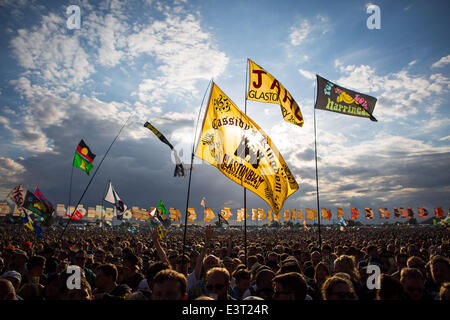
[34,187,54,214]
[7,184,25,207]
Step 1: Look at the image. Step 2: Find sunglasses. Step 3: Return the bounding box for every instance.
[206,283,226,291]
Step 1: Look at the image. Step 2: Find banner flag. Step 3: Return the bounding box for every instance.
[195,82,299,214]
[73,140,96,175]
[297,209,303,220]
[394,207,400,218]
[247,59,304,127]
[337,208,345,218]
[351,208,359,219]
[315,75,377,121]
[365,208,374,219]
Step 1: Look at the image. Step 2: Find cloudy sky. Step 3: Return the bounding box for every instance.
[0,0,449,225]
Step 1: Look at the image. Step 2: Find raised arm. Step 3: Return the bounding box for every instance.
[151,226,170,266]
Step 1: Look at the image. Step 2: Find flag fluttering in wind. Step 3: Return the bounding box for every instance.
[435,206,444,219]
[258,208,266,221]
[155,200,171,228]
[351,208,359,219]
[144,121,185,178]
[303,219,309,230]
[407,207,414,218]
[393,207,400,218]
[22,191,51,221]
[65,206,85,220]
[365,208,374,219]
[7,184,25,208]
[252,209,259,221]
[315,75,377,121]
[187,208,196,222]
[337,208,345,218]
[321,208,332,220]
[34,187,54,214]
[297,209,303,220]
[338,216,347,232]
[104,181,127,220]
[169,208,181,221]
[247,59,304,127]
[21,210,44,239]
[221,207,233,221]
[267,209,273,221]
[195,82,299,215]
[422,206,429,217]
[283,209,290,221]
[378,207,385,219]
[400,207,407,218]
[218,210,230,227]
[73,140,96,175]
[200,196,206,208]
[204,208,215,223]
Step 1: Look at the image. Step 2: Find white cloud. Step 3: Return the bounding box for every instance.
[298,68,316,80]
[128,12,228,103]
[288,15,331,47]
[408,60,417,66]
[289,20,311,46]
[431,54,450,68]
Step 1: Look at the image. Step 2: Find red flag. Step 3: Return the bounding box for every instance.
[351,208,359,219]
[434,206,444,219]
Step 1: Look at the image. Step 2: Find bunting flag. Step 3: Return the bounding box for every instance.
[384,208,391,219]
[258,208,266,220]
[422,206,429,217]
[365,208,374,219]
[104,181,127,220]
[73,140,96,175]
[194,83,299,215]
[351,208,359,219]
[7,184,25,207]
[400,207,407,218]
[315,75,377,121]
[337,208,345,219]
[378,207,385,219]
[187,208,196,222]
[34,187,54,214]
[434,206,444,219]
[221,207,233,220]
[393,207,400,218]
[274,209,281,221]
[283,209,290,221]
[417,207,424,218]
[290,208,296,220]
[267,209,273,221]
[144,121,185,178]
[204,208,215,222]
[252,208,258,221]
[407,207,414,218]
[65,206,85,220]
[247,59,304,127]
[169,208,181,221]
[297,209,303,220]
[0,202,10,216]
[321,208,332,220]
[22,191,51,220]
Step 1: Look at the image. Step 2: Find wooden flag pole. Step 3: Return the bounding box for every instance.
[59,114,133,241]
[313,81,323,249]
[181,80,212,263]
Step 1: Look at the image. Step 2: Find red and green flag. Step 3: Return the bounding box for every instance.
[73,140,96,175]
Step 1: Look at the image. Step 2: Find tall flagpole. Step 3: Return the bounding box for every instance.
[59,114,133,241]
[313,80,323,249]
[243,58,249,267]
[181,80,212,263]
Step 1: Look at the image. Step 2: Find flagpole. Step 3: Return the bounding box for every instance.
[181,80,212,263]
[58,114,133,241]
[66,163,75,222]
[313,81,323,249]
[243,58,249,267]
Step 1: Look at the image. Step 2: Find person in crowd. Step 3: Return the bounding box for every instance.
[272,272,308,300]
[151,269,187,300]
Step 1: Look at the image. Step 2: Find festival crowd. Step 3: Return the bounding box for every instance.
[0,224,449,301]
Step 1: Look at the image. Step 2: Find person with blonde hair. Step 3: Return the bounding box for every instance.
[321,275,358,300]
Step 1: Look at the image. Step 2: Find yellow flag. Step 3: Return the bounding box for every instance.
[187,207,196,222]
[267,209,273,221]
[251,209,258,220]
[195,83,299,214]
[337,207,345,218]
[306,208,318,220]
[221,207,233,220]
[169,208,181,221]
[290,208,296,220]
[297,209,303,219]
[204,208,215,222]
[283,209,290,221]
[247,59,304,127]
[257,208,266,220]
[274,210,281,221]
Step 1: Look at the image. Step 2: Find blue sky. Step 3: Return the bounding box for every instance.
[0,0,449,225]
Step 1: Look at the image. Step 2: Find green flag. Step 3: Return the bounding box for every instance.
[156,200,167,216]
[73,140,96,175]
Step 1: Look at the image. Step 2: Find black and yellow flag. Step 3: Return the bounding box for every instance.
[315,75,377,121]
[195,83,299,214]
[247,59,304,127]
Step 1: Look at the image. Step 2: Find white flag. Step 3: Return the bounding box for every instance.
[104,181,127,219]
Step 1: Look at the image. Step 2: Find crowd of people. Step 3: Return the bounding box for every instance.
[0,223,449,301]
